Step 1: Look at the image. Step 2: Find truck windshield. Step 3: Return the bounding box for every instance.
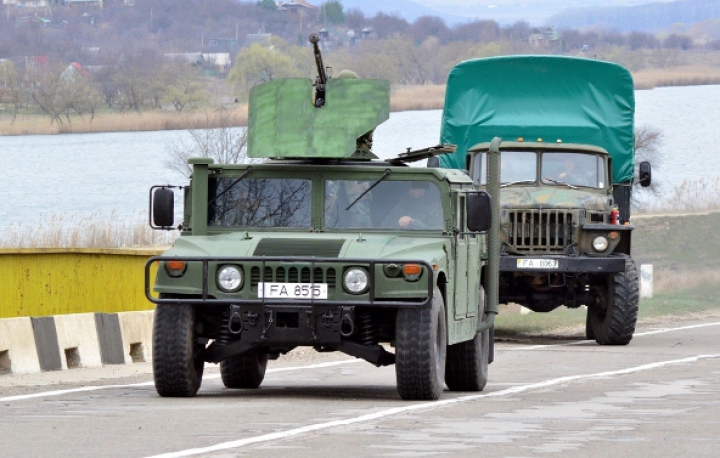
[208,178,312,227]
[473,151,536,186]
[325,180,444,230]
[541,152,605,189]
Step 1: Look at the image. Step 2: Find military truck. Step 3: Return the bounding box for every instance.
[436,55,651,345]
[144,35,500,400]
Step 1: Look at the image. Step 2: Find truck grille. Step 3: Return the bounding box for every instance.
[506,209,574,252]
[250,265,338,290]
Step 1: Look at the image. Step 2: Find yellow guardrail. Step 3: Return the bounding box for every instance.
[0,247,165,318]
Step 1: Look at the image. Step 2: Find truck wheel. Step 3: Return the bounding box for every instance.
[395,287,447,400]
[585,312,596,340]
[445,287,490,391]
[588,256,639,345]
[445,326,490,391]
[152,303,204,397]
[220,349,268,389]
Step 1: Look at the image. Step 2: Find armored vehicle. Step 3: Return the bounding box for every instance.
[437,56,651,345]
[145,35,500,400]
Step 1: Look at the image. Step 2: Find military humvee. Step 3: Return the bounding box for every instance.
[145,35,500,400]
[436,56,651,345]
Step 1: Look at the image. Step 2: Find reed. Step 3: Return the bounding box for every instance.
[633,65,720,90]
[0,211,177,249]
[637,177,720,214]
[390,85,445,111]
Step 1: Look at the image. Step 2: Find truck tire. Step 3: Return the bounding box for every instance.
[445,327,490,391]
[588,255,639,345]
[220,349,268,389]
[445,287,490,391]
[152,303,204,397]
[396,287,447,400]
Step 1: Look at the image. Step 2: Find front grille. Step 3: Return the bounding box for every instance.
[250,265,337,291]
[506,209,574,252]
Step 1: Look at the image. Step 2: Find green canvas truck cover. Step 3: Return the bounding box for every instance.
[439,55,635,183]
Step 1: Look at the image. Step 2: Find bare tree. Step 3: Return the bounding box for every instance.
[164,109,257,177]
[632,125,663,207]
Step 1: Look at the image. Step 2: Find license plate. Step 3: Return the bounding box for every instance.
[517,259,559,269]
[258,282,328,299]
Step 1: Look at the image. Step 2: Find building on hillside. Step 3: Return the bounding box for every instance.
[528,26,562,51]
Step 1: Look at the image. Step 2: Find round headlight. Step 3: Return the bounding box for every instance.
[592,236,609,252]
[217,265,243,292]
[344,268,368,294]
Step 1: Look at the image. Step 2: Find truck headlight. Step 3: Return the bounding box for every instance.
[217,265,243,292]
[344,268,368,294]
[592,236,609,252]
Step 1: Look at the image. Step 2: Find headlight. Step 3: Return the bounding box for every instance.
[344,268,368,294]
[592,236,609,252]
[217,265,243,292]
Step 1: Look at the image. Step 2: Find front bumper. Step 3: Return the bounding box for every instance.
[500,255,626,273]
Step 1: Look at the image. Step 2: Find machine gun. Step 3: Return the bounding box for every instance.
[309,33,330,107]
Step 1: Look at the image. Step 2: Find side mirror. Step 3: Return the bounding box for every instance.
[639,161,651,187]
[467,191,492,232]
[151,187,175,229]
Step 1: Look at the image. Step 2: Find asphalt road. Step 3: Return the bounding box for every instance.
[2,317,719,458]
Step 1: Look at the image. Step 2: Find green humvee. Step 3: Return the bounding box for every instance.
[437,55,651,345]
[145,36,499,400]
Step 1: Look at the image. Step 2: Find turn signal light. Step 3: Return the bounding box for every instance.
[167,260,186,271]
[403,264,422,276]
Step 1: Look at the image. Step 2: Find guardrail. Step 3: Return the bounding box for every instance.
[0,247,163,319]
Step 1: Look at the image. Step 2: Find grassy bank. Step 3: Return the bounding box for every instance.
[2,63,719,136]
[495,211,720,337]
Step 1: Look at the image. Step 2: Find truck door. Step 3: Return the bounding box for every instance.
[454,194,480,319]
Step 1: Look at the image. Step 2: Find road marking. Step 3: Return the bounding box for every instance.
[508,321,720,350]
[144,353,720,458]
[0,360,360,403]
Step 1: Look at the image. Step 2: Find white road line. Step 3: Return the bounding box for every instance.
[144,353,720,458]
[0,360,361,403]
[507,321,720,351]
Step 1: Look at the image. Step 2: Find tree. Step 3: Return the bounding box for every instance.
[632,125,663,208]
[321,1,345,25]
[165,110,256,178]
[161,61,209,112]
[227,42,296,98]
[257,0,276,11]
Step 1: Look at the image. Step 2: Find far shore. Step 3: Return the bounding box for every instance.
[2,65,720,136]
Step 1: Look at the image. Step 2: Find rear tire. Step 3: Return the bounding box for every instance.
[445,327,490,391]
[588,255,639,345]
[396,287,447,400]
[152,303,204,397]
[220,349,268,389]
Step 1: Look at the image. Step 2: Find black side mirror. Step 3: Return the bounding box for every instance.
[639,161,651,187]
[151,187,175,228]
[467,191,492,232]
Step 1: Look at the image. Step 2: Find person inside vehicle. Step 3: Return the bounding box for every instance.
[382,181,443,229]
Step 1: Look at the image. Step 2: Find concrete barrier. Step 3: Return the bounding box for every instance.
[0,310,155,375]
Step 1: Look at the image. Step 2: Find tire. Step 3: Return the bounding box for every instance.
[395,287,447,400]
[220,349,268,389]
[445,287,490,391]
[585,310,596,341]
[152,303,204,397]
[588,255,639,345]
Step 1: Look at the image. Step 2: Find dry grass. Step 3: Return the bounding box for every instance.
[638,177,720,214]
[653,268,720,294]
[390,85,445,111]
[0,107,248,136]
[0,212,177,249]
[633,65,720,89]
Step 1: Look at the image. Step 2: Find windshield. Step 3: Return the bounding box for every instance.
[473,151,536,185]
[208,178,312,227]
[541,152,605,188]
[325,180,444,230]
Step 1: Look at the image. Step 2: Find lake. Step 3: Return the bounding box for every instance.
[1,84,718,230]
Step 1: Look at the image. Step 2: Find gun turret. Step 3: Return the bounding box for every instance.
[309,33,330,107]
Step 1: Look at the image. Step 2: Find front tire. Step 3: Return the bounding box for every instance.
[152,303,204,397]
[220,349,268,389]
[588,255,639,345]
[395,287,447,400]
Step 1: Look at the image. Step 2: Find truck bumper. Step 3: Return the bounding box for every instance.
[500,255,626,273]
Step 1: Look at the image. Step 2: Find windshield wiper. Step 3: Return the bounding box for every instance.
[501,180,535,188]
[544,177,577,190]
[346,168,392,211]
[208,166,253,205]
